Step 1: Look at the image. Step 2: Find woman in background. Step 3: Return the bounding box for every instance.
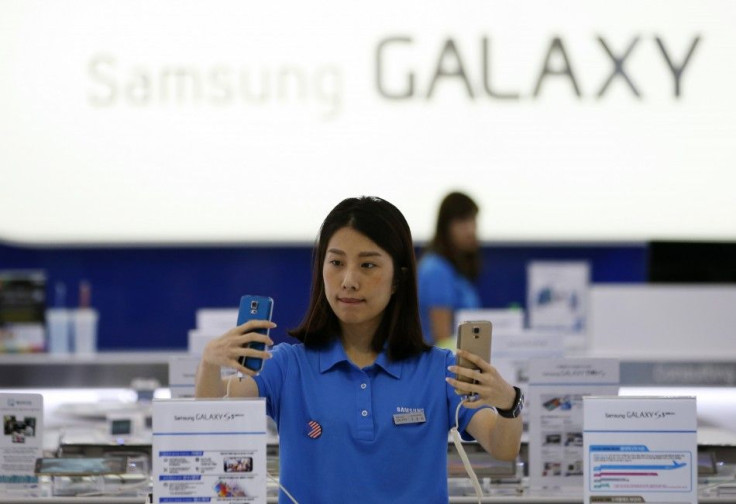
[418,191,482,346]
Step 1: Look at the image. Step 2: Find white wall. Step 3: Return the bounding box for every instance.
[2,0,735,243]
[588,285,736,360]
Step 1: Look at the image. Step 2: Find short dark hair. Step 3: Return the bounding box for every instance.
[289,196,430,360]
[426,191,481,279]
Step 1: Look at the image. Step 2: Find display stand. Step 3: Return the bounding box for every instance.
[152,398,267,503]
[528,359,619,492]
[583,395,698,504]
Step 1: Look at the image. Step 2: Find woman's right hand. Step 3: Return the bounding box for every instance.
[201,319,276,376]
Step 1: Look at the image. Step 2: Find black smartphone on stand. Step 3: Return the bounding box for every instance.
[236,295,274,373]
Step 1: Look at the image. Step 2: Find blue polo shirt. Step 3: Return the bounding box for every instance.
[253,339,481,504]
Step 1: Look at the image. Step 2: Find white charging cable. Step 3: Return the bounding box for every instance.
[449,399,483,504]
[225,376,299,504]
[225,374,238,398]
[268,473,299,504]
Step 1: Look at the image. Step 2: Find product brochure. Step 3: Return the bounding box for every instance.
[0,393,43,488]
[152,398,267,503]
[528,358,619,491]
[583,396,697,504]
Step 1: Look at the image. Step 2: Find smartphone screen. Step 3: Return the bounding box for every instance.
[35,456,128,476]
[236,295,274,372]
[455,320,492,384]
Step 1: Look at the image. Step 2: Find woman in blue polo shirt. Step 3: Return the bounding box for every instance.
[418,191,482,346]
[196,196,522,503]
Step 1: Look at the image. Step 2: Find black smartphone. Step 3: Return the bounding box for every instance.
[455,320,492,384]
[35,456,128,476]
[236,295,274,373]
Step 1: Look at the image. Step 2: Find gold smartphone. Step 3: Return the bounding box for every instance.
[455,320,492,384]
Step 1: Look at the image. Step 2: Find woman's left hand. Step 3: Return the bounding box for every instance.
[446,349,517,410]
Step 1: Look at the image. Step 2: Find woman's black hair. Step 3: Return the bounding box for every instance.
[289,196,430,360]
[425,191,481,280]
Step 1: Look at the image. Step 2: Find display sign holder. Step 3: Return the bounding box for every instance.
[0,393,43,490]
[527,261,590,333]
[168,356,201,399]
[152,398,267,503]
[583,395,697,504]
[528,358,619,491]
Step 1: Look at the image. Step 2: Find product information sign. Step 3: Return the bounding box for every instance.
[583,396,697,504]
[528,359,619,491]
[527,261,590,333]
[0,393,43,487]
[152,398,267,503]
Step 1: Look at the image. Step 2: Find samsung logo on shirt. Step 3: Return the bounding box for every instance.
[396,406,424,414]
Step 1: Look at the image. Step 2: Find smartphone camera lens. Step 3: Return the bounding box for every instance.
[250,300,258,310]
[473,326,480,338]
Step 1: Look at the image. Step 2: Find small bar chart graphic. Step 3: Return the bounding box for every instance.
[590,446,691,492]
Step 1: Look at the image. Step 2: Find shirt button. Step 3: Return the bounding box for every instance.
[360,383,367,390]
[361,410,368,417]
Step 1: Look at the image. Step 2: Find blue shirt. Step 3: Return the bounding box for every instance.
[418,252,481,343]
[253,340,483,503]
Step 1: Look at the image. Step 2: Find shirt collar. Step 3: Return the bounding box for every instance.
[319,338,402,379]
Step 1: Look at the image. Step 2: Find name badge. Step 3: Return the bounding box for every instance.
[392,411,426,425]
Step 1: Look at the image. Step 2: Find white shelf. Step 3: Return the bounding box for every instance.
[1,352,735,388]
[0,351,188,388]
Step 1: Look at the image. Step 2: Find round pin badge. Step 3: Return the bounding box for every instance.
[306,420,322,439]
